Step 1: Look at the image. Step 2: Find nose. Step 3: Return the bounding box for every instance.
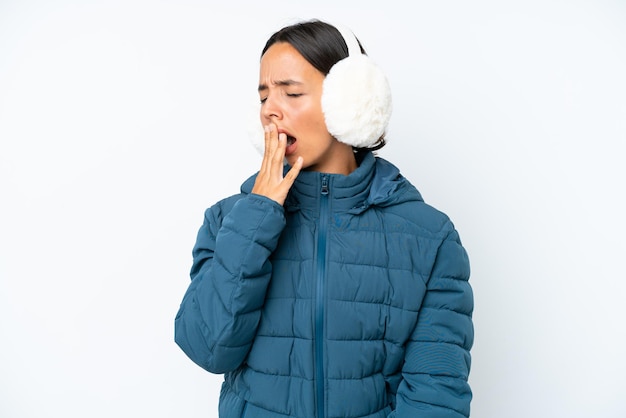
[261,94,283,122]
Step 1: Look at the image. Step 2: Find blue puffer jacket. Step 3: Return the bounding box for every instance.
[175,152,473,418]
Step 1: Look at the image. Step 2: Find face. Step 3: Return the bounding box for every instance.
[258,42,356,174]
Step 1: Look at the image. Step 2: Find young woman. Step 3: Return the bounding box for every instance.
[175,19,473,418]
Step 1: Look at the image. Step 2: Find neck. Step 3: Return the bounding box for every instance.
[306,142,358,175]
[332,145,358,175]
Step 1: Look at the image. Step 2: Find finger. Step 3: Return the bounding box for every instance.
[269,155,301,205]
[258,125,271,174]
[282,156,303,188]
[261,124,280,175]
[265,124,279,165]
[272,132,287,169]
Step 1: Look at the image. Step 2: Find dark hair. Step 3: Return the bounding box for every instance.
[261,20,386,152]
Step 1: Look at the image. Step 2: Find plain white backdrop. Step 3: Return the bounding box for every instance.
[1,0,625,417]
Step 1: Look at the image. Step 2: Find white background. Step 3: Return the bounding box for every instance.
[1,1,625,417]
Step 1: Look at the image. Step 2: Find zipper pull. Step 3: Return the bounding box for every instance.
[320,176,329,195]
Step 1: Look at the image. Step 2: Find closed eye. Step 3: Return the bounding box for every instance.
[259,93,302,104]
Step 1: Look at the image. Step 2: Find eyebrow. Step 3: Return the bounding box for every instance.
[258,79,303,92]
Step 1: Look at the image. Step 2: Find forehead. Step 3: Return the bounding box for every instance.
[259,42,322,82]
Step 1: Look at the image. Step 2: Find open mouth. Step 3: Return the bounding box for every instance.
[278,129,297,155]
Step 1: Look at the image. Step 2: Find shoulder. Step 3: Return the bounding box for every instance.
[373,157,457,238]
[201,169,258,226]
[194,193,245,238]
[206,193,245,218]
[397,194,456,236]
[203,169,259,217]
[202,170,282,227]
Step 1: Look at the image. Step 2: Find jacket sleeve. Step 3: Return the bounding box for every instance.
[174,194,286,374]
[390,227,474,417]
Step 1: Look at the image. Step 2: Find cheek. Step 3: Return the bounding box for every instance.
[310,109,329,134]
[299,101,327,131]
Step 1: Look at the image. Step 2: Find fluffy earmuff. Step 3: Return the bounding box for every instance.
[321,25,392,148]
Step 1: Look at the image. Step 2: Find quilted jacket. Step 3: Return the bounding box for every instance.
[175,151,473,418]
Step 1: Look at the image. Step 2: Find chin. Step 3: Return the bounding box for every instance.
[285,154,300,167]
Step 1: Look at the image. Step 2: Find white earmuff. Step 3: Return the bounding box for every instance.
[322,25,392,148]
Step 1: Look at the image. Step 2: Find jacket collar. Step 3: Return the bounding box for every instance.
[241,152,423,213]
[284,152,376,212]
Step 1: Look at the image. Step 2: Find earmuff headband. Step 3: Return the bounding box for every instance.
[334,25,360,57]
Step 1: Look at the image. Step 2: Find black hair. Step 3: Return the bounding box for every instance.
[261,19,386,152]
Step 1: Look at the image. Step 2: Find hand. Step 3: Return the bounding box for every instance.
[251,123,303,205]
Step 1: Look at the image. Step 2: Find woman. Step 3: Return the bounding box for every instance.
[175,19,473,418]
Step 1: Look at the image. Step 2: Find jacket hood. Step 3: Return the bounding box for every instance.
[241,152,423,214]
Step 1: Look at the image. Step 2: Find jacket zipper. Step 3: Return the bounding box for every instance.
[315,175,329,418]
